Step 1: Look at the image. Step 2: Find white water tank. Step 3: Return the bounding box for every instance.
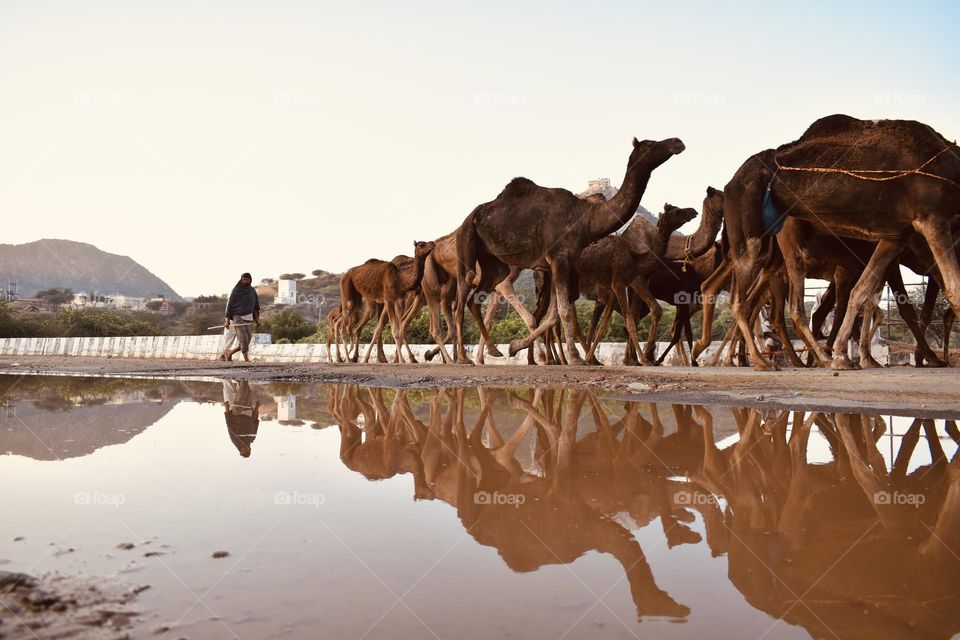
[277,279,297,304]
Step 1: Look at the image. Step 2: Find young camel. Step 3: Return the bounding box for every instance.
[577,204,697,365]
[339,241,435,363]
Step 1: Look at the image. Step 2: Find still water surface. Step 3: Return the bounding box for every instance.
[1,375,958,639]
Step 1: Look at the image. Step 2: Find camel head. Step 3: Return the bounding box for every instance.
[412,240,436,259]
[703,186,724,222]
[630,136,686,169]
[660,203,698,231]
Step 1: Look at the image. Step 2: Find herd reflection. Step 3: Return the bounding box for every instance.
[2,375,959,638]
[329,384,960,638]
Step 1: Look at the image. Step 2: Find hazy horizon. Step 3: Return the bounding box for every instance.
[3,0,958,296]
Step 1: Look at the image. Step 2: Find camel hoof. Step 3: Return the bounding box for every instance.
[508,340,524,357]
[486,344,503,358]
[424,350,437,362]
[831,355,857,371]
[752,356,778,372]
[860,355,883,369]
[588,356,603,366]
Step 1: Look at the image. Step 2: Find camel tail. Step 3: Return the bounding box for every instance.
[339,274,361,315]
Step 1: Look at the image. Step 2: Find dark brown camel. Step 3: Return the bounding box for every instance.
[339,241,435,363]
[576,204,697,364]
[723,114,960,370]
[454,136,685,365]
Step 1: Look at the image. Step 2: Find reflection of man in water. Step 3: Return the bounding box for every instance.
[223,380,260,457]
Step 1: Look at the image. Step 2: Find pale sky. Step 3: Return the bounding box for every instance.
[2,0,958,296]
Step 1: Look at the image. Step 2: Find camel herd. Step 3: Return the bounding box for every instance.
[330,114,960,370]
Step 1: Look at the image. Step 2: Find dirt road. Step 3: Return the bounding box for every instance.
[2,355,958,417]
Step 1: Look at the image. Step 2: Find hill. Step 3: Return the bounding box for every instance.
[0,239,181,300]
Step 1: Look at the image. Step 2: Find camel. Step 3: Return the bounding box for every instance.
[338,241,435,363]
[453,136,686,365]
[690,219,946,368]
[583,187,725,365]
[723,115,960,370]
[620,186,724,262]
[576,204,697,364]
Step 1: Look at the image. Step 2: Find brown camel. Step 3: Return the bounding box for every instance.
[453,136,686,365]
[576,204,697,364]
[339,241,435,363]
[620,186,724,262]
[723,114,960,370]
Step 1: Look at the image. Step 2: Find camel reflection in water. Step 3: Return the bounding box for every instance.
[329,384,960,636]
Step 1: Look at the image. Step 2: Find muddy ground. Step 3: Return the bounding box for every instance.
[2,355,958,417]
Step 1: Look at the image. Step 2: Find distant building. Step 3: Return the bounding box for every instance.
[276,279,297,305]
[578,178,660,228]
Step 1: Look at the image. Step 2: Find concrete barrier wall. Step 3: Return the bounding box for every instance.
[0,335,898,366]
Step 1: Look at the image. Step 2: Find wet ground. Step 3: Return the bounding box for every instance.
[1,374,959,639]
[3,356,960,416]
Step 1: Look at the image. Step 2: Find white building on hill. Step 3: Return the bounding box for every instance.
[276,279,297,305]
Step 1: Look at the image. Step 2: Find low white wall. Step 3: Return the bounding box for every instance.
[0,335,898,366]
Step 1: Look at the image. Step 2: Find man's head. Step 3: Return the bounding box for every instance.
[240,272,252,285]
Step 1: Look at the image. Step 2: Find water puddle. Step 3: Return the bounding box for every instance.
[1,375,958,639]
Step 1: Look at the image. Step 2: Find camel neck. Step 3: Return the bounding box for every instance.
[586,160,651,240]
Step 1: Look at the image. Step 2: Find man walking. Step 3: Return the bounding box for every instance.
[220,272,261,362]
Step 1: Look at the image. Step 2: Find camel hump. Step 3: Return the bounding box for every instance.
[501,177,538,197]
[777,115,950,169]
[363,258,384,265]
[799,114,863,140]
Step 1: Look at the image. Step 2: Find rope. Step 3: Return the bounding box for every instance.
[681,235,693,273]
[773,143,960,190]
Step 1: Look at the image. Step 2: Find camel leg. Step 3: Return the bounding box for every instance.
[496,274,546,359]
[729,237,777,370]
[945,308,956,364]
[656,308,685,366]
[912,218,960,349]
[784,259,831,367]
[769,274,805,367]
[473,290,502,365]
[628,283,659,366]
[830,240,902,370]
[549,258,584,365]
[692,257,731,363]
[585,300,614,363]
[425,288,454,364]
[857,305,884,369]
[509,284,560,357]
[615,286,644,366]
[886,266,945,367]
[363,306,390,364]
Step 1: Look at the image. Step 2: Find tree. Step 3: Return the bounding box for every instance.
[260,278,276,286]
[194,294,226,304]
[289,273,306,281]
[35,288,74,306]
[259,308,316,342]
[311,269,326,277]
